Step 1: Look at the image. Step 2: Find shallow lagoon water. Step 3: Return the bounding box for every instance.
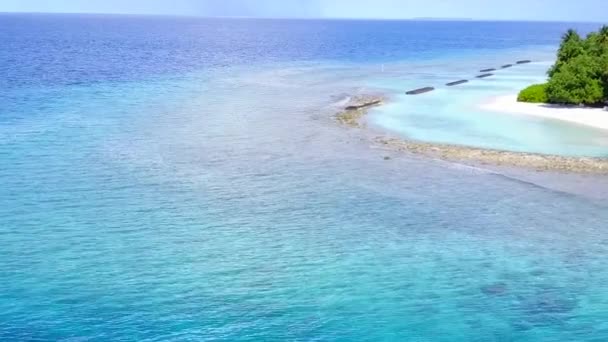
[2,14,608,341]
[368,52,608,157]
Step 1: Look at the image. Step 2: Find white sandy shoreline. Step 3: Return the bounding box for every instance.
[479,94,608,131]
[336,94,608,174]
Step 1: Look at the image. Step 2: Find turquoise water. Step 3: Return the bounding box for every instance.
[2,14,608,341]
[368,48,608,157]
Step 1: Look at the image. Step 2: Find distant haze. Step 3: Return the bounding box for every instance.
[1,0,607,22]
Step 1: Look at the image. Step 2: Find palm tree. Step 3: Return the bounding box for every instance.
[562,29,581,43]
[597,26,608,104]
[549,29,584,77]
[598,25,608,44]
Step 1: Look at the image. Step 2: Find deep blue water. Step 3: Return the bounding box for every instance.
[2,14,608,341]
[1,14,600,87]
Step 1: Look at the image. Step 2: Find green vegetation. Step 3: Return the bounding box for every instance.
[518,26,608,107]
[517,84,548,103]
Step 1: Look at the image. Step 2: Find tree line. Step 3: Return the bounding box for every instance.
[518,26,608,106]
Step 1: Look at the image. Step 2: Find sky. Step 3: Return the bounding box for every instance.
[1,0,607,22]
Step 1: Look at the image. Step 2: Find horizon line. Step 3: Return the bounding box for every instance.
[0,11,606,24]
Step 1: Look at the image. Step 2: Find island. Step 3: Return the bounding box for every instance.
[517,26,608,107]
[335,93,608,173]
[333,26,608,173]
[483,26,608,132]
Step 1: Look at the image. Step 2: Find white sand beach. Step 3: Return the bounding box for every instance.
[480,95,608,131]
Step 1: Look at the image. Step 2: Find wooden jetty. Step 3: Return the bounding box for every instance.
[476,73,494,78]
[445,80,469,86]
[406,87,435,95]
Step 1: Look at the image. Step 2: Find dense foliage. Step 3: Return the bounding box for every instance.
[517,84,548,103]
[518,26,608,106]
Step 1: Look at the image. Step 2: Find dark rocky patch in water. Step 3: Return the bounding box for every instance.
[530,269,546,277]
[481,282,508,296]
[513,312,572,332]
[518,291,578,316]
[509,292,578,331]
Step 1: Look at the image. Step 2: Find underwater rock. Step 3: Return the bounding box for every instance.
[512,320,535,332]
[530,269,546,277]
[509,291,578,330]
[480,68,496,72]
[481,282,508,296]
[522,293,578,315]
[516,60,531,64]
[476,73,494,78]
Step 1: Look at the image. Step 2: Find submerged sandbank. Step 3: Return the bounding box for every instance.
[335,94,608,174]
[375,137,608,174]
[480,95,608,131]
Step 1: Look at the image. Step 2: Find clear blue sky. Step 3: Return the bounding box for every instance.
[1,0,607,22]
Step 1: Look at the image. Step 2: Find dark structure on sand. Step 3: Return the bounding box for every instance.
[344,99,382,111]
[406,87,435,95]
[401,58,530,95]
[446,80,469,86]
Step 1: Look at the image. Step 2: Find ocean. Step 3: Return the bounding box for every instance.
[2,13,608,341]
